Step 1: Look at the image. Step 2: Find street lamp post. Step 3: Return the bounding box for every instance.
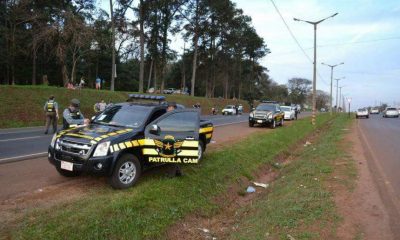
[334,77,345,111]
[294,13,338,125]
[338,85,345,112]
[321,62,344,115]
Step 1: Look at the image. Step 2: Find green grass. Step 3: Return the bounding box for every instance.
[4,115,332,240]
[0,85,249,128]
[229,115,355,240]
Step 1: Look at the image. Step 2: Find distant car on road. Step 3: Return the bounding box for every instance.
[356,108,369,119]
[162,88,175,94]
[280,106,296,120]
[222,105,237,115]
[383,107,399,118]
[370,107,380,114]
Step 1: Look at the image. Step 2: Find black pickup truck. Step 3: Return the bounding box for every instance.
[48,94,213,189]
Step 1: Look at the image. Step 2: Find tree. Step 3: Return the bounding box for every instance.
[287,77,312,105]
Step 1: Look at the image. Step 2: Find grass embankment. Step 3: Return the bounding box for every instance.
[0,85,248,128]
[6,114,332,240]
[230,115,355,239]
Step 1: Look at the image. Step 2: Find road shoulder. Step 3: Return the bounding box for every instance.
[334,122,396,239]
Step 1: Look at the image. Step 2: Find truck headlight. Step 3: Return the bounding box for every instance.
[50,133,57,148]
[249,112,254,118]
[93,141,111,157]
[268,114,273,119]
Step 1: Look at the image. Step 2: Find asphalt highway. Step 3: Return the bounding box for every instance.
[357,113,400,201]
[0,114,249,163]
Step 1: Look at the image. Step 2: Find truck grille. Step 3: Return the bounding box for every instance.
[255,113,267,118]
[59,139,93,156]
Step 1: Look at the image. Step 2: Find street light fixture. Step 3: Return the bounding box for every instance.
[334,77,345,111]
[293,12,338,125]
[321,62,344,115]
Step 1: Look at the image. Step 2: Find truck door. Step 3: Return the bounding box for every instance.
[143,109,200,164]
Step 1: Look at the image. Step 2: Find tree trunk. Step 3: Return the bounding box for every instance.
[138,0,144,93]
[62,63,69,86]
[224,74,229,99]
[147,59,153,90]
[190,32,199,96]
[110,0,116,91]
[181,43,186,91]
[153,60,157,90]
[32,47,37,85]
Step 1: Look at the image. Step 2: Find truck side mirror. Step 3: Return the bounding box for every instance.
[149,124,160,135]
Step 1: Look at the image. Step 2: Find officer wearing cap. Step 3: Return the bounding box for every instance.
[62,99,85,129]
[43,95,59,134]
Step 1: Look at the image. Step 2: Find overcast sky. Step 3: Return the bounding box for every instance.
[100,0,400,108]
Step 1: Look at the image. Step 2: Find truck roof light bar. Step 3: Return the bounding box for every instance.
[127,94,166,103]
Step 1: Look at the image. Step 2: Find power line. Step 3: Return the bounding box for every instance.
[269,0,329,87]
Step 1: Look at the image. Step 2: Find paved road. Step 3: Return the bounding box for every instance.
[0,114,249,163]
[357,114,400,200]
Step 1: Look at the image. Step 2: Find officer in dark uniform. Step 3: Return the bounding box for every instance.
[166,102,183,177]
[44,95,59,134]
[62,99,85,129]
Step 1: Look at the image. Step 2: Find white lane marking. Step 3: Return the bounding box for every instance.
[0,136,47,142]
[0,129,44,135]
[214,120,248,127]
[0,152,47,163]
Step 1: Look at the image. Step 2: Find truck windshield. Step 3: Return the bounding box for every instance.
[93,105,151,128]
[256,104,275,112]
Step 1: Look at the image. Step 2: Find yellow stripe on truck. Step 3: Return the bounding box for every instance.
[142,148,158,155]
[138,139,155,146]
[177,150,198,157]
[181,140,199,148]
[199,127,213,134]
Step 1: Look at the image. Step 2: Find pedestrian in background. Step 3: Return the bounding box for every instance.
[98,99,107,112]
[44,95,59,134]
[95,76,101,90]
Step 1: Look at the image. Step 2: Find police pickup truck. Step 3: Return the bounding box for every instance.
[249,103,284,128]
[48,94,213,189]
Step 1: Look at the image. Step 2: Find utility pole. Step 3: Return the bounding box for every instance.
[294,13,338,125]
[338,86,345,112]
[110,0,116,91]
[321,62,344,115]
[334,77,345,112]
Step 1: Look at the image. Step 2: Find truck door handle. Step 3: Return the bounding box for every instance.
[186,137,194,140]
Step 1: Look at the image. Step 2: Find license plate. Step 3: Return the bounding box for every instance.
[61,161,73,171]
[257,120,263,123]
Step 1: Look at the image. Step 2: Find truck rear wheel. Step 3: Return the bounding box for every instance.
[110,154,141,189]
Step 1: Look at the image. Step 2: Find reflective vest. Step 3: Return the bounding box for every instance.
[63,109,82,129]
[46,100,55,112]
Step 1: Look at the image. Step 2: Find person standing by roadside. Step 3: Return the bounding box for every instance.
[95,76,101,90]
[98,99,107,112]
[44,95,59,134]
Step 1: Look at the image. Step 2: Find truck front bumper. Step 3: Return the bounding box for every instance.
[249,117,273,124]
[48,147,115,175]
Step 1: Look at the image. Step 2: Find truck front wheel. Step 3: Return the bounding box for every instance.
[198,140,205,162]
[110,154,141,189]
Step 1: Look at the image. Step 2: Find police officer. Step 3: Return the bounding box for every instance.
[44,95,59,134]
[63,99,85,129]
[166,102,183,177]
